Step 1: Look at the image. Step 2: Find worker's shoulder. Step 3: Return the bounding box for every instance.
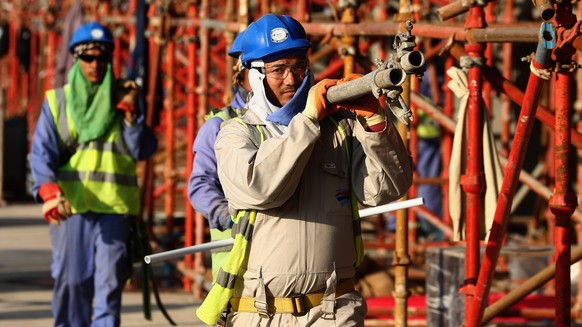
[44,85,66,96]
[221,110,262,127]
[206,105,247,122]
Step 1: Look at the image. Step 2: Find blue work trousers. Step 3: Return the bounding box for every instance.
[49,213,131,327]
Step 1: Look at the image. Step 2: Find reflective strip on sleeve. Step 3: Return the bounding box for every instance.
[215,267,237,289]
[55,88,74,148]
[232,210,254,241]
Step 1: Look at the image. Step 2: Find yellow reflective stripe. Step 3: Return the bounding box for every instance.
[257,125,264,143]
[232,117,265,143]
[205,105,238,122]
[328,117,358,217]
[328,116,350,161]
[197,210,257,325]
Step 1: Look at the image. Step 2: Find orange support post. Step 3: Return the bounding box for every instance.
[183,3,199,293]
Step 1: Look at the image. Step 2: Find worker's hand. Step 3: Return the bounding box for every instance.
[336,74,381,118]
[303,79,339,122]
[116,79,141,123]
[39,183,73,226]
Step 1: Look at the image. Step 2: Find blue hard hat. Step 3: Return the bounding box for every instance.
[228,30,245,58]
[241,14,309,68]
[68,21,114,54]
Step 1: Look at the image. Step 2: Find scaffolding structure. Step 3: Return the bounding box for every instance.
[1,0,582,325]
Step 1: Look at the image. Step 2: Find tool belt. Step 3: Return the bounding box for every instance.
[229,278,355,316]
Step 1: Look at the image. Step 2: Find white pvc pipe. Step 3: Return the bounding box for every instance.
[144,238,234,264]
[358,197,425,217]
[144,197,425,264]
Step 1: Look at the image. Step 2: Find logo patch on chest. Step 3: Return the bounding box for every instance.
[335,189,350,206]
[322,163,336,169]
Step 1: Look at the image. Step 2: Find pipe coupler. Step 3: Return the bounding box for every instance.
[533,0,556,22]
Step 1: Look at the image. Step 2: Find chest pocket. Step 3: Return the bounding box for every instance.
[317,115,351,178]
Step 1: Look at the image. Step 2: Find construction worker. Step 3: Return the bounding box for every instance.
[188,29,250,282]
[416,73,444,241]
[196,14,412,326]
[29,21,157,327]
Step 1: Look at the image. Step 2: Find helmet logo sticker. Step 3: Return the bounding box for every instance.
[91,28,105,40]
[270,28,288,43]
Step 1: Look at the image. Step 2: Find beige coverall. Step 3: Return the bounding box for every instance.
[214,110,412,326]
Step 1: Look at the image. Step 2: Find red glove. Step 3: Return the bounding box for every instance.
[39,183,72,226]
[116,79,140,123]
[116,79,140,111]
[303,79,340,122]
[336,74,381,118]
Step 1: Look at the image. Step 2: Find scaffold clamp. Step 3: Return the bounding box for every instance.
[386,95,413,125]
[370,59,413,125]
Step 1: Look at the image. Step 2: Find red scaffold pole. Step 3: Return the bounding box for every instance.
[182,1,198,294]
[550,2,579,324]
[466,22,556,327]
[460,5,486,323]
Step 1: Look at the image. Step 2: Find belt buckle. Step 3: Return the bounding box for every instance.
[291,294,307,316]
[254,299,272,319]
[321,298,336,320]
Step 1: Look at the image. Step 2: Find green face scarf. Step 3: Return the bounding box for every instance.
[66,61,116,143]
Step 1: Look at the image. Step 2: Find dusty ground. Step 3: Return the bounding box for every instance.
[0,203,208,327]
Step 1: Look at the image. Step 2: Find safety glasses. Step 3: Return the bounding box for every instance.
[78,53,110,63]
[261,60,309,80]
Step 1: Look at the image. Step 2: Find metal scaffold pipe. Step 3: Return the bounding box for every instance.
[436,0,493,22]
[142,16,540,43]
[325,68,406,103]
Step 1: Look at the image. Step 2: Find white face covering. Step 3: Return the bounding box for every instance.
[247,60,312,137]
[247,63,287,136]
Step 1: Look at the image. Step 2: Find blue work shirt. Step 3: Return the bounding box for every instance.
[188,92,246,230]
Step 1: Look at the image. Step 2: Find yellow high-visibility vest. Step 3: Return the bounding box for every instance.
[46,85,140,215]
